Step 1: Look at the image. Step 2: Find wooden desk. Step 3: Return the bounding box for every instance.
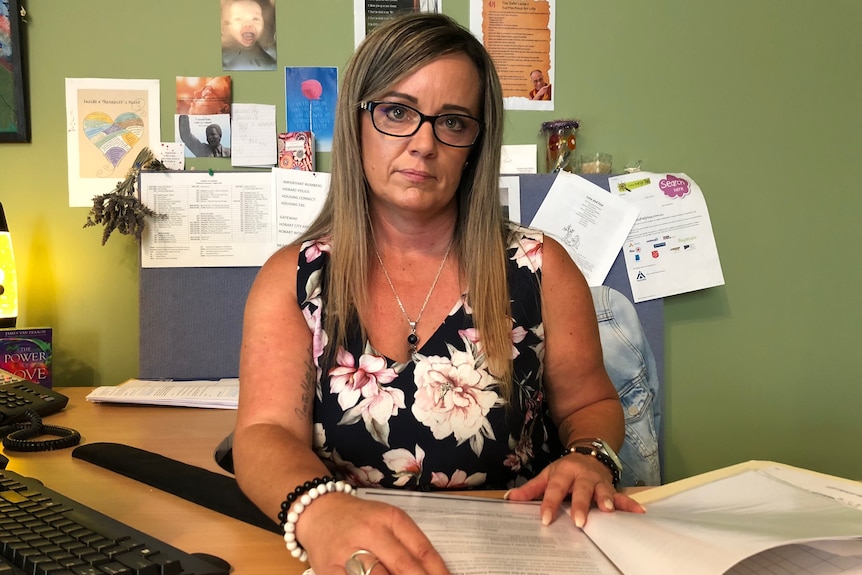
[1,388,653,574]
[0,387,296,575]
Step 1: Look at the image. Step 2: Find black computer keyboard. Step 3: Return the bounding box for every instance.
[0,468,229,575]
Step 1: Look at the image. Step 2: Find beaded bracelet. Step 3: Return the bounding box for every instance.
[280,477,357,562]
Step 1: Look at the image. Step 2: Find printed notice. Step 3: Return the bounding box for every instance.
[139,169,329,268]
[470,0,555,111]
[608,172,725,302]
[531,171,639,287]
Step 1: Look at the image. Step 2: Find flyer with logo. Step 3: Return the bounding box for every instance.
[608,172,725,302]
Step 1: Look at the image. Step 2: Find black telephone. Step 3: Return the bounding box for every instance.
[0,368,69,424]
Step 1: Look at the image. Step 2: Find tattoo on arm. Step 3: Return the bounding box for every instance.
[294,348,315,420]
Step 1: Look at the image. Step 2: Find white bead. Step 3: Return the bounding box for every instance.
[335,480,345,492]
[293,502,305,514]
[315,483,327,496]
[283,531,295,543]
[283,522,295,533]
[308,488,319,500]
[344,484,354,494]
[285,539,297,551]
[325,481,335,492]
[287,510,299,523]
[298,550,308,562]
[300,493,312,506]
[290,546,303,558]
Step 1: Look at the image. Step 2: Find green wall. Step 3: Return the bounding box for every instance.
[2,1,860,483]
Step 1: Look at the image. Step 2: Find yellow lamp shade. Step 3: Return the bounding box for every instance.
[0,203,17,327]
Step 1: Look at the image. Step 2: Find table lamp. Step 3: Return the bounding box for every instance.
[0,203,18,328]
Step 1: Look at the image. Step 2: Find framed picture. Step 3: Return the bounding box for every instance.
[0,0,30,143]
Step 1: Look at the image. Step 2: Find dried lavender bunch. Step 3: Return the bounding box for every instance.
[84,147,167,245]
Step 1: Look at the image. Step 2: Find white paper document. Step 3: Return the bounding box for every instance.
[359,490,620,575]
[139,169,329,268]
[86,379,239,409]
[352,462,862,575]
[586,466,862,575]
[230,103,278,168]
[530,171,639,286]
[608,172,725,302]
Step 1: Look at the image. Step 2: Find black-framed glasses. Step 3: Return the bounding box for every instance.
[360,101,482,148]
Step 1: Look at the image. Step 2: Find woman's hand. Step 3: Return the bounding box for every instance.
[504,453,645,528]
[297,493,451,575]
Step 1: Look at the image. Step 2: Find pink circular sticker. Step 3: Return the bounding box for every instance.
[659,175,690,198]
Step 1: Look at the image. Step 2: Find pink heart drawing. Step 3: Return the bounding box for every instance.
[83,111,145,168]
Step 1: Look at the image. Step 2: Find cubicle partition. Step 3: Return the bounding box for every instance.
[138,173,663,387]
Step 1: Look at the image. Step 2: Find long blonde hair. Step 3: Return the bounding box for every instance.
[297,12,514,398]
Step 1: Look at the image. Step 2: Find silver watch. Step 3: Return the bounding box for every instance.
[564,438,623,486]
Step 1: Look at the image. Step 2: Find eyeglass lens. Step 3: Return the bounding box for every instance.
[368,102,480,147]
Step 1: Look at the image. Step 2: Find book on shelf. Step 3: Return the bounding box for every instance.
[85,378,238,409]
[278,131,314,171]
[345,461,862,575]
[0,327,53,388]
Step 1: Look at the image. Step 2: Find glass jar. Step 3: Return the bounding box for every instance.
[540,119,579,173]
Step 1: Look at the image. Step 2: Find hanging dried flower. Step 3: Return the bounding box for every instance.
[83,147,167,245]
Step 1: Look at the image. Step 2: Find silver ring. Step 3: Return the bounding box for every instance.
[345,549,379,575]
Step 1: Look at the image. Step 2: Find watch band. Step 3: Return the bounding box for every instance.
[563,444,622,487]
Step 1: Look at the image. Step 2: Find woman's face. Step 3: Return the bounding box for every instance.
[361,53,482,221]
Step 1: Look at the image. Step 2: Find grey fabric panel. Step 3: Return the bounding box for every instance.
[139,267,256,379]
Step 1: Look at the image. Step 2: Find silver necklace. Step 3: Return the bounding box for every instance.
[373,238,454,359]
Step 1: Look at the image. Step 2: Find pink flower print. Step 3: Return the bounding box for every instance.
[530,323,545,362]
[383,445,425,487]
[511,325,527,359]
[302,303,329,392]
[511,234,542,271]
[301,237,331,263]
[302,269,323,307]
[430,469,486,489]
[411,348,503,455]
[329,348,398,410]
[503,453,522,472]
[337,358,406,446]
[327,449,384,487]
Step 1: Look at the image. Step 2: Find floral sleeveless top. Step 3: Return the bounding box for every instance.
[299,224,561,490]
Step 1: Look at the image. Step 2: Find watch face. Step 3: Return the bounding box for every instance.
[595,439,623,471]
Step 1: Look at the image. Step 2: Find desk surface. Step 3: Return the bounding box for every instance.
[2,388,653,575]
[1,387,296,575]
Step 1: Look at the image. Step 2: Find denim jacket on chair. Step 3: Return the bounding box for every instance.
[591,285,662,486]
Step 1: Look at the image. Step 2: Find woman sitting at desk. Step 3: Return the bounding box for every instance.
[232,12,644,575]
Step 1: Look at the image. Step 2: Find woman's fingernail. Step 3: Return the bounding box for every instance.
[503,489,512,500]
[541,509,552,526]
[574,510,585,528]
[604,498,614,511]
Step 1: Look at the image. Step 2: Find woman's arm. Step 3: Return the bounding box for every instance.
[505,236,644,525]
[232,245,450,575]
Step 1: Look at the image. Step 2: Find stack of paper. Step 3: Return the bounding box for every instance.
[85,379,239,409]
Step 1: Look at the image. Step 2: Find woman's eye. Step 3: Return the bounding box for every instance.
[443,116,464,131]
[385,106,408,121]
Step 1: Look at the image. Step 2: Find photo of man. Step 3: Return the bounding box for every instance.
[529,69,552,101]
[177,114,231,158]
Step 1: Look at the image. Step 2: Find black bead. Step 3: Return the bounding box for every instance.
[407,333,419,345]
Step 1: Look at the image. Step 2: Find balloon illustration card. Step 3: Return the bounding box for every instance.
[284,66,337,153]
